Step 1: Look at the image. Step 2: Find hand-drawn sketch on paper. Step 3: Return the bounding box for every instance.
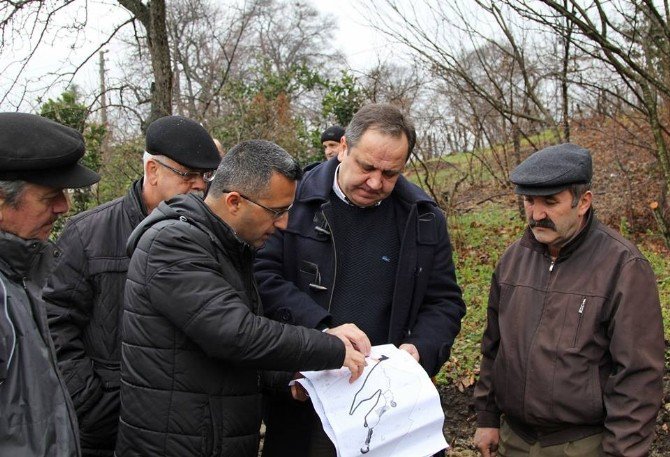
[298,344,448,457]
[348,354,397,453]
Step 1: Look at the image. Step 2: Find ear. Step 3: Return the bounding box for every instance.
[145,159,160,186]
[577,190,592,216]
[224,192,243,216]
[338,136,348,162]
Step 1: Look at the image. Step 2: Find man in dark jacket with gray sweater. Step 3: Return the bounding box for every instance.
[0,112,100,456]
[116,139,369,457]
[44,115,221,456]
[473,144,664,457]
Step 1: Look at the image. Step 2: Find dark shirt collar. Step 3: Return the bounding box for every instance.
[0,230,51,281]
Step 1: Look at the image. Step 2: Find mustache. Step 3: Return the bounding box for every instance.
[529,218,556,230]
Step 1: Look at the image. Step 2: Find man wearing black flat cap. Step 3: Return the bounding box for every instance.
[0,112,100,456]
[43,115,221,456]
[473,143,664,457]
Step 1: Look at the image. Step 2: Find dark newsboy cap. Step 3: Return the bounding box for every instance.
[320,125,345,143]
[510,143,592,196]
[0,112,100,188]
[145,115,221,170]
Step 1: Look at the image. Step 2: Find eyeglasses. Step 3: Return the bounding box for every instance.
[153,157,216,183]
[222,190,293,220]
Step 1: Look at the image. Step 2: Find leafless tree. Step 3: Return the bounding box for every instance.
[503,0,670,244]
[1,0,171,125]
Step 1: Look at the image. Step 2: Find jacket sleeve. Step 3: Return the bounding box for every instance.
[402,211,466,376]
[602,258,664,456]
[255,229,332,329]
[473,271,502,428]
[43,222,103,416]
[143,225,345,372]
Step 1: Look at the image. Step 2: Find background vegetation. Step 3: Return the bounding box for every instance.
[3,0,668,380]
[3,1,670,451]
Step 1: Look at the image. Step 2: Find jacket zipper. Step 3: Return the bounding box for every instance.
[322,210,337,313]
[23,276,81,455]
[573,298,586,347]
[0,277,16,386]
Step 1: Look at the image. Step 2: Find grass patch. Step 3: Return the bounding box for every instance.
[437,202,524,387]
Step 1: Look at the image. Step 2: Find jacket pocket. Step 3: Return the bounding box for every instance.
[202,396,223,457]
[589,363,604,419]
[571,297,587,348]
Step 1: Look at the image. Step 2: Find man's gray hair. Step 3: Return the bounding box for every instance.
[569,182,591,207]
[345,103,417,161]
[208,140,302,198]
[0,180,27,207]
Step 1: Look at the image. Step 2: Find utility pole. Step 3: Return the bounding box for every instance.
[99,50,110,162]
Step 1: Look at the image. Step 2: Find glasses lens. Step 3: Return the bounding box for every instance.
[275,204,293,219]
[203,171,215,182]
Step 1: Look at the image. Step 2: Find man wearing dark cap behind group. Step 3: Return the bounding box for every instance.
[473,144,664,457]
[321,125,345,160]
[0,112,100,456]
[43,115,221,456]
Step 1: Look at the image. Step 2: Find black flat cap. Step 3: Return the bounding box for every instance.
[0,113,100,188]
[145,115,221,170]
[321,125,345,143]
[511,143,592,196]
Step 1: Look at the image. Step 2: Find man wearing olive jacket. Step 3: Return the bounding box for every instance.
[116,140,368,457]
[473,144,664,457]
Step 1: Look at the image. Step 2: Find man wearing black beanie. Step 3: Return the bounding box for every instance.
[320,125,345,160]
[43,115,221,457]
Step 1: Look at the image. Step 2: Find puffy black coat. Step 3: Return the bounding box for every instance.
[0,230,80,456]
[116,194,346,457]
[44,180,146,455]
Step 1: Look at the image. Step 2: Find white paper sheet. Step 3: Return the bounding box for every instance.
[298,344,448,457]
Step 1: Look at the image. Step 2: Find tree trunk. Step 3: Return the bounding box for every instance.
[118,0,172,128]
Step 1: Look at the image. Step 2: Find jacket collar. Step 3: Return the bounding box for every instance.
[124,179,148,227]
[297,158,436,207]
[127,193,251,258]
[521,208,596,260]
[0,230,51,281]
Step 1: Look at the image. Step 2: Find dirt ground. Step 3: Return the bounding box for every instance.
[440,350,670,456]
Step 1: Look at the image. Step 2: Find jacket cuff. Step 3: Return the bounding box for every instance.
[476,410,501,428]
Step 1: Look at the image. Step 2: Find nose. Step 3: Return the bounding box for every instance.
[366,171,383,191]
[274,212,289,230]
[53,191,70,215]
[529,203,548,221]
